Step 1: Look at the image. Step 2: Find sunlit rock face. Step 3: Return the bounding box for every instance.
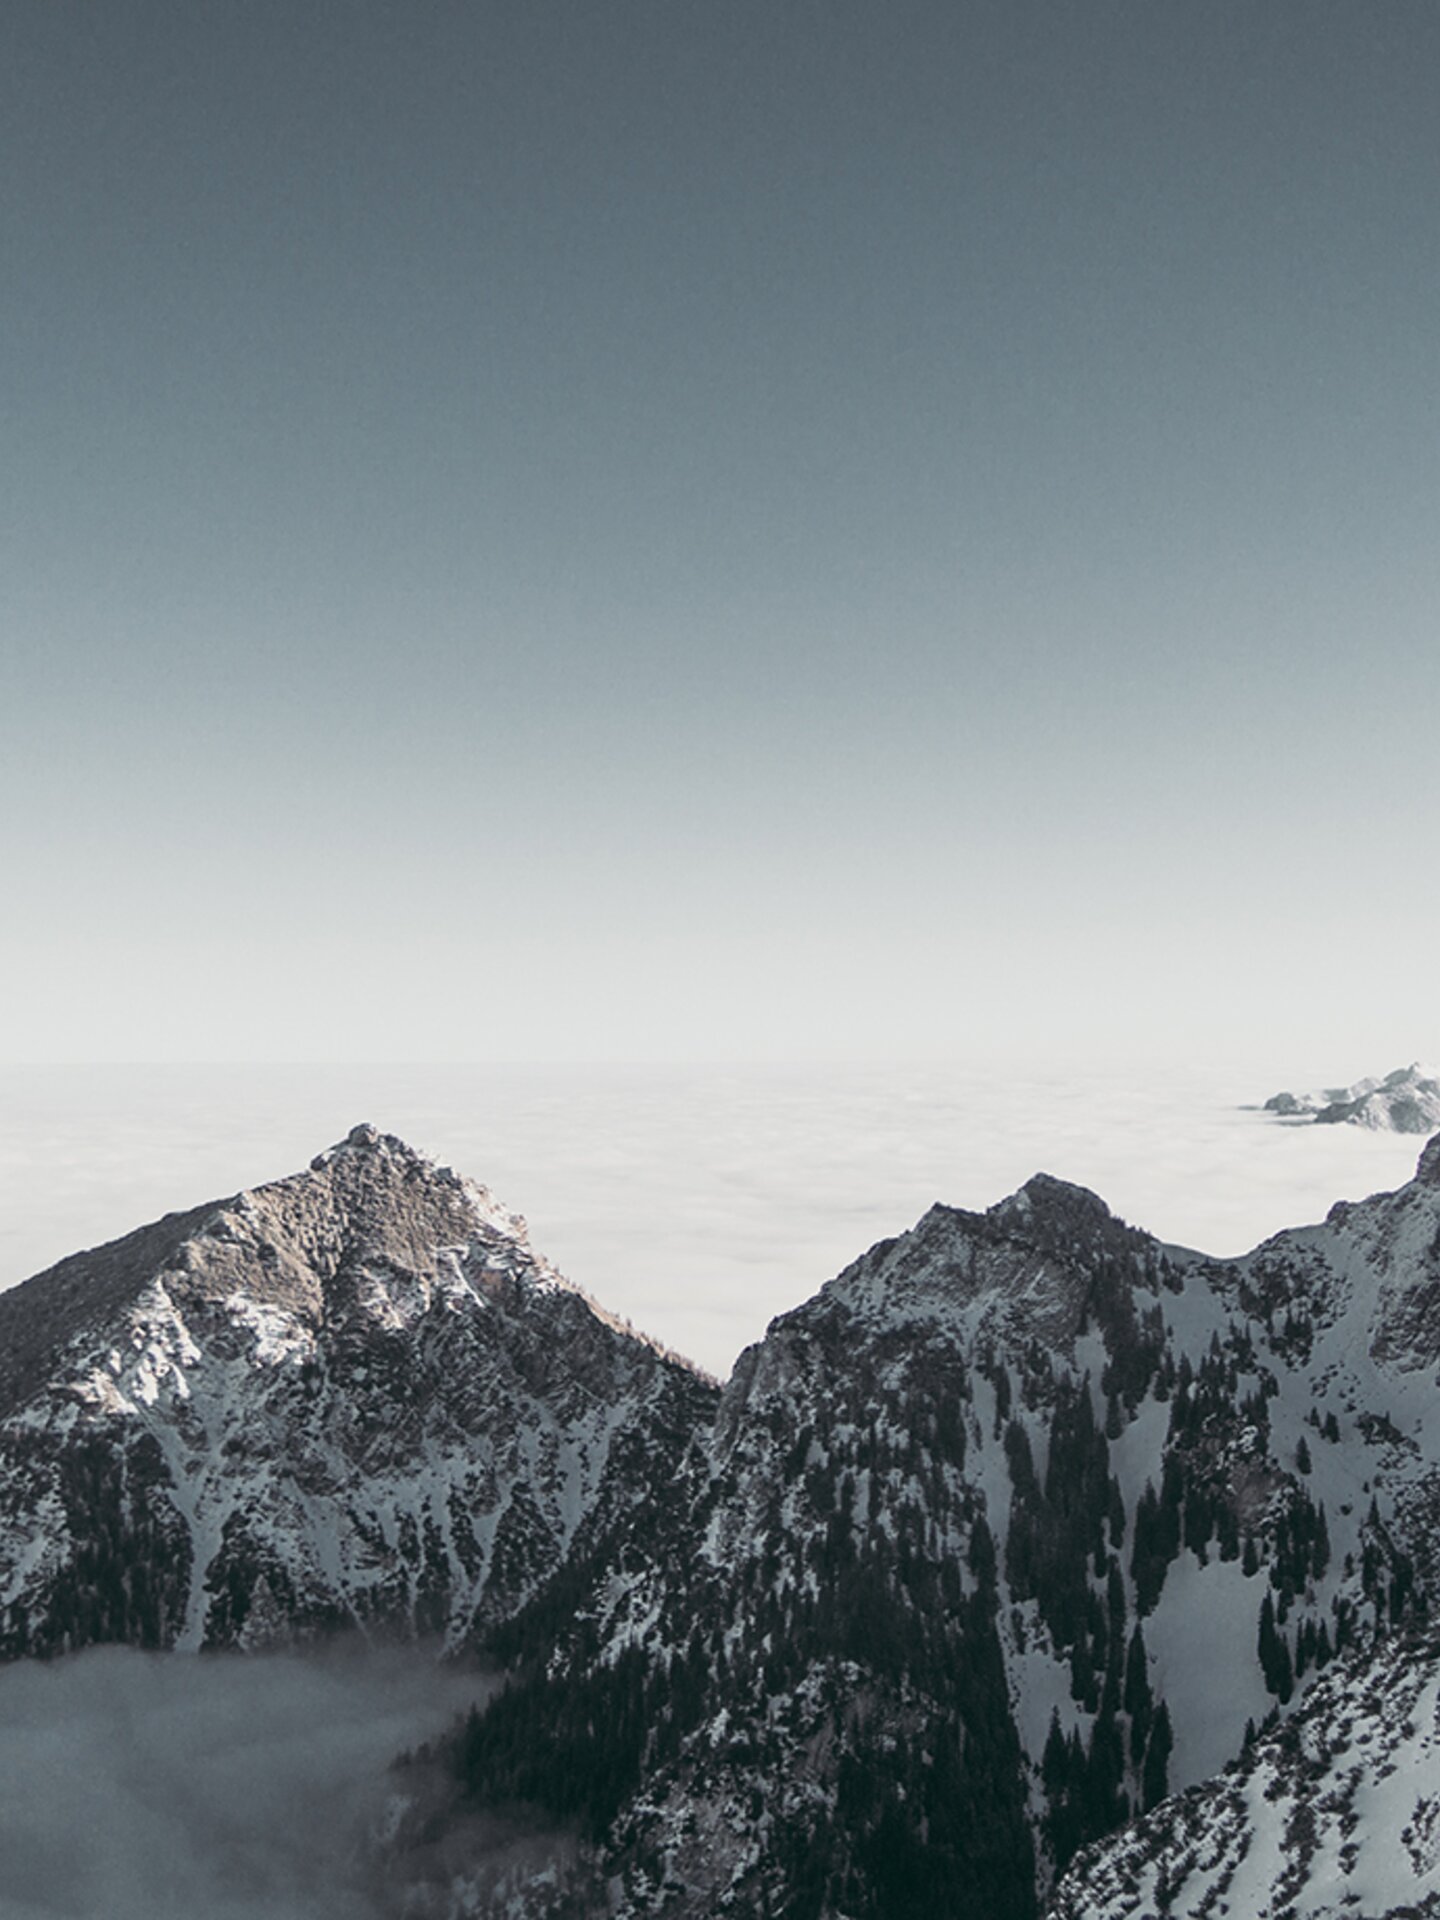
[0,1125,715,1657]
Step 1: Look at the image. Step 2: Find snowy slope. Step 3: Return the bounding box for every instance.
[1053,1627,1440,1919]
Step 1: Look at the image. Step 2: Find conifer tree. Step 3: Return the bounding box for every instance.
[1042,1709,1068,1794]
[1258,1590,1294,1702]
[1123,1623,1152,1767]
[1141,1702,1173,1812]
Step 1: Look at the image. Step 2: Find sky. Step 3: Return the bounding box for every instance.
[3,1,1437,1070]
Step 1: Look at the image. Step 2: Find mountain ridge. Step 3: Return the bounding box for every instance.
[5,1129,1440,1917]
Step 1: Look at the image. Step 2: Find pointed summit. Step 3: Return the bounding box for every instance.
[988,1169,1144,1248]
[310,1121,430,1167]
[309,1119,387,1166]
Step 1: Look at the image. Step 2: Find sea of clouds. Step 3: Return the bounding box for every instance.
[0,1059,1430,1378]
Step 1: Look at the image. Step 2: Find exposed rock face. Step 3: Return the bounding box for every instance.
[0,1126,715,1657]
[1264,1062,1440,1133]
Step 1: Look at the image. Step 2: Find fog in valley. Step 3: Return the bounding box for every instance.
[0,1642,494,1920]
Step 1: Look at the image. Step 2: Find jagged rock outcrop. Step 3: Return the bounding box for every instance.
[0,1126,715,1657]
[1265,1062,1440,1133]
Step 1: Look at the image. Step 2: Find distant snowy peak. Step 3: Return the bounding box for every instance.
[1263,1062,1440,1133]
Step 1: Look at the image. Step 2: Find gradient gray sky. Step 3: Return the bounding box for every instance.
[4,2,1436,1068]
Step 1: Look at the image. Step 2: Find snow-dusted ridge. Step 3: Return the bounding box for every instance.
[1053,1625,1440,1919]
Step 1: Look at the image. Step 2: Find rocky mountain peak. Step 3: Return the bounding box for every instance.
[748,1173,1162,1407]
[0,1127,529,1417]
[158,1124,535,1332]
[430,1140,1440,1920]
[988,1171,1144,1251]
[0,1133,716,1661]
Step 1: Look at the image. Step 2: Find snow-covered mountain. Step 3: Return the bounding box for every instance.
[7,1127,1440,1920]
[0,1125,714,1657]
[1265,1061,1440,1133]
[423,1137,1440,1918]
